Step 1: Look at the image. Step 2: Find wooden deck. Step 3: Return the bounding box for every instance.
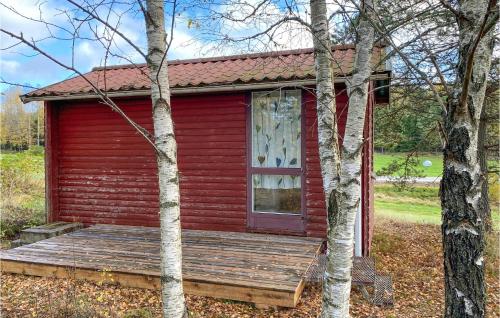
[0,224,323,307]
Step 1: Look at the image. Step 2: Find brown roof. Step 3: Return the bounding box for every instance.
[24,45,388,100]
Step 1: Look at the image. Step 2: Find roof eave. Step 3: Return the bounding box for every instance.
[21,72,391,103]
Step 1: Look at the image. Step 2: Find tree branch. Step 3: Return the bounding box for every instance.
[66,0,148,61]
[459,0,498,113]
[0,28,159,152]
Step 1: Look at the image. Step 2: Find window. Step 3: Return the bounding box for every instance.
[251,90,302,215]
[253,174,301,214]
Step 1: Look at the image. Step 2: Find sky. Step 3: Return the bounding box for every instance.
[0,0,317,93]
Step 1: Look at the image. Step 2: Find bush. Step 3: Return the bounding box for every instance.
[1,151,45,239]
[1,205,45,239]
[39,295,108,318]
[27,145,45,156]
[376,155,424,191]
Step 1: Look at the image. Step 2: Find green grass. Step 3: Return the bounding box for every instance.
[375,184,500,228]
[374,152,499,178]
[374,152,443,177]
[0,149,46,240]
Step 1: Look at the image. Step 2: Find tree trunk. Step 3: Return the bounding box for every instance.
[144,1,187,317]
[478,105,492,232]
[309,0,341,314]
[314,0,376,316]
[440,0,495,317]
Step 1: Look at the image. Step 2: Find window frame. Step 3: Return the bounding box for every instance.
[246,89,307,234]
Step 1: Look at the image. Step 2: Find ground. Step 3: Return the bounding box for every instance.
[2,219,499,318]
[1,150,499,317]
[375,184,500,228]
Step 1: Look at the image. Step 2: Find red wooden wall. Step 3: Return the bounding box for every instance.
[304,84,373,252]
[46,87,374,254]
[52,93,248,231]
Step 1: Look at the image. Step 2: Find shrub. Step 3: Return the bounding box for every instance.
[376,156,424,191]
[1,204,45,239]
[1,151,45,239]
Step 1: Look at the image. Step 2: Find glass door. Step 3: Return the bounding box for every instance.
[247,90,305,233]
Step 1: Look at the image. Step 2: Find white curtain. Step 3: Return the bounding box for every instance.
[251,90,301,189]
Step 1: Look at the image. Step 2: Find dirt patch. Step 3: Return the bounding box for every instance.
[1,220,499,317]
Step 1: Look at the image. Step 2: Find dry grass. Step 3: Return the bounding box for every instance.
[1,220,499,317]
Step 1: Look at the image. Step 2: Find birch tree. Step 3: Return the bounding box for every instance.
[195,0,380,315]
[1,1,187,317]
[359,0,498,314]
[310,0,377,316]
[143,0,187,316]
[440,0,497,316]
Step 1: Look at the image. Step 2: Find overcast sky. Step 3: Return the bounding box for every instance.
[0,0,316,92]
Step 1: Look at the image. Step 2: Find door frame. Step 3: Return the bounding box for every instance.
[245,88,307,235]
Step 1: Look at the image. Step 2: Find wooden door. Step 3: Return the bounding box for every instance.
[247,89,306,234]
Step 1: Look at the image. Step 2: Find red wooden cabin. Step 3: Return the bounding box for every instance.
[23,45,390,256]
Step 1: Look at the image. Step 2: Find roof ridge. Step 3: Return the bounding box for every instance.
[91,44,360,71]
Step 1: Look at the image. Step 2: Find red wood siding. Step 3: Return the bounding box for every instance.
[174,94,247,232]
[304,85,349,238]
[53,93,247,231]
[56,98,158,226]
[45,101,59,223]
[47,88,373,250]
[304,84,374,256]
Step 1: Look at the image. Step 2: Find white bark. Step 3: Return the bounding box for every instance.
[441,0,496,316]
[144,1,187,317]
[309,0,341,315]
[313,0,377,316]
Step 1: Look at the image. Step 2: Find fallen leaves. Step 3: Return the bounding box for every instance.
[1,220,499,317]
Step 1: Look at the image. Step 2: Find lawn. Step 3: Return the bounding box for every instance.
[374,152,499,178]
[374,152,443,177]
[375,184,500,229]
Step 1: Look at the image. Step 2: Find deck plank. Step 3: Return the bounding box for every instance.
[0,225,323,307]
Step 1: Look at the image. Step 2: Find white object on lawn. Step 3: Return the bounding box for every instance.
[423,160,432,167]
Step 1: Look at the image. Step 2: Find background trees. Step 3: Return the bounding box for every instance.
[0,88,44,151]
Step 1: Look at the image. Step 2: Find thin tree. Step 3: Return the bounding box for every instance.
[143,0,187,316]
[196,0,380,315]
[310,0,378,316]
[0,1,188,316]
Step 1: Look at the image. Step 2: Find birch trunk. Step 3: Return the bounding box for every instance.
[313,0,377,316]
[440,0,496,316]
[144,1,187,317]
[310,0,341,315]
[478,105,492,233]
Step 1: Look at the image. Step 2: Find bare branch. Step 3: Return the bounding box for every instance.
[459,0,498,113]
[66,0,148,61]
[0,28,158,152]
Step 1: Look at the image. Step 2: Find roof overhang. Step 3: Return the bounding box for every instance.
[21,72,391,103]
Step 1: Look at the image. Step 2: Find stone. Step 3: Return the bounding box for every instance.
[10,239,23,248]
[20,222,84,245]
